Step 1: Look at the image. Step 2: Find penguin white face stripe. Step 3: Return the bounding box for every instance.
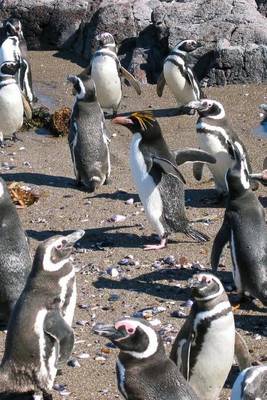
[58,269,75,309]
[205,101,225,119]
[193,301,231,331]
[76,77,86,100]
[43,238,71,271]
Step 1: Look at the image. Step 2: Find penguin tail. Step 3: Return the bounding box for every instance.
[185,226,210,242]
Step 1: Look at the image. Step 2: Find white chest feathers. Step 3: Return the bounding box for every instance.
[0,83,24,136]
[129,134,165,237]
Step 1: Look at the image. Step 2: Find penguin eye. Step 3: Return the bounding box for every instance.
[128,328,134,334]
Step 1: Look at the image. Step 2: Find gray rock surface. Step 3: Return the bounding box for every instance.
[0,0,266,85]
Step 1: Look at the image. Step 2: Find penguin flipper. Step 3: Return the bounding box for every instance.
[21,92,32,120]
[156,72,166,97]
[193,162,204,181]
[235,331,251,370]
[173,148,216,166]
[44,311,74,366]
[152,155,186,184]
[210,220,230,272]
[119,65,141,95]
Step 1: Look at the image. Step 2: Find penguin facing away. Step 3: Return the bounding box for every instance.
[157,40,203,112]
[93,318,200,400]
[187,99,258,197]
[0,177,31,327]
[67,74,111,192]
[211,146,267,306]
[82,32,141,115]
[2,17,36,104]
[0,230,84,399]
[170,273,236,400]
[113,111,210,250]
[231,365,267,400]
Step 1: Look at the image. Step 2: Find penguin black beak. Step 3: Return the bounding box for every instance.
[93,323,127,340]
[64,230,85,246]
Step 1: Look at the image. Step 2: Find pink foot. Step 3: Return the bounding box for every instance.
[144,238,167,251]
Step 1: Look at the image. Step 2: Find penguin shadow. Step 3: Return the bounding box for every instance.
[90,189,140,202]
[234,313,267,337]
[112,107,195,119]
[185,188,226,209]
[94,267,197,301]
[53,49,88,68]
[0,393,35,400]
[1,172,76,189]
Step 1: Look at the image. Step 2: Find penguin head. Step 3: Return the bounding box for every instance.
[225,143,250,195]
[174,39,201,53]
[34,230,85,272]
[67,75,96,102]
[95,32,117,52]
[189,273,224,301]
[187,99,225,119]
[0,61,20,76]
[93,318,160,359]
[113,111,161,140]
[4,18,23,38]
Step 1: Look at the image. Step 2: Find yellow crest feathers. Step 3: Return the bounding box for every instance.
[130,111,154,131]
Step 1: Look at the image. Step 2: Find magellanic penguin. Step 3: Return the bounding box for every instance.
[81,32,141,115]
[0,60,29,145]
[231,365,267,400]
[0,177,31,327]
[157,40,203,112]
[1,17,35,104]
[67,74,111,192]
[170,273,235,400]
[113,111,210,250]
[93,317,200,400]
[211,146,267,306]
[0,230,84,399]
[187,99,258,197]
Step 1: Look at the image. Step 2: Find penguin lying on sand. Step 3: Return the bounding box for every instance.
[93,317,200,400]
[157,40,203,113]
[1,17,36,104]
[80,32,141,115]
[187,99,258,197]
[67,74,111,192]
[170,273,236,400]
[113,111,211,250]
[0,230,84,399]
[211,146,267,306]
[231,365,267,400]
[0,177,31,327]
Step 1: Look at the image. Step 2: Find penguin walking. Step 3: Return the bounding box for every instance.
[170,273,235,400]
[93,317,200,400]
[0,60,26,145]
[211,147,267,306]
[157,40,203,112]
[113,111,210,250]
[187,99,258,198]
[1,17,36,104]
[0,230,84,399]
[67,74,111,192]
[0,177,31,327]
[231,365,267,400]
[82,32,141,115]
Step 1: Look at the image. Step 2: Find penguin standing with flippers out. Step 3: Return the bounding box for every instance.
[157,40,203,114]
[93,317,200,400]
[231,365,267,400]
[113,111,210,250]
[0,177,31,327]
[187,98,258,198]
[0,230,84,399]
[211,146,267,307]
[1,17,36,105]
[67,74,111,192]
[80,32,141,115]
[170,273,236,400]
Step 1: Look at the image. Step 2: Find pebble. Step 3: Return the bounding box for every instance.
[126,198,134,205]
[78,304,90,309]
[108,293,120,301]
[191,262,206,270]
[77,352,90,359]
[76,320,89,326]
[95,355,107,361]
[181,299,193,308]
[133,306,166,319]
[109,214,126,223]
[67,357,81,368]
[23,161,31,167]
[163,255,176,265]
[150,318,161,326]
[171,310,188,318]
[19,146,25,151]
[152,260,162,269]
[107,267,119,278]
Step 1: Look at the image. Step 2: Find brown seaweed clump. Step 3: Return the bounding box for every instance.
[50,106,71,137]
[8,182,40,208]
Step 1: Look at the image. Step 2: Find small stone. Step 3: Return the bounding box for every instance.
[76,320,89,326]
[23,161,31,167]
[67,357,81,368]
[163,255,176,265]
[171,310,187,318]
[95,355,107,361]
[59,389,70,396]
[181,299,193,308]
[54,384,65,392]
[78,304,90,309]
[19,146,25,151]
[152,260,162,269]
[108,293,120,301]
[126,198,134,205]
[107,267,119,278]
[150,318,161,326]
[118,258,130,266]
[109,214,126,223]
[178,256,189,265]
[77,352,90,359]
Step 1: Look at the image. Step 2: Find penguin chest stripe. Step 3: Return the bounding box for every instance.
[230,230,242,292]
[34,309,49,384]
[58,270,75,309]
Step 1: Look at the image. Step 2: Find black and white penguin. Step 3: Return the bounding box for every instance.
[0,177,31,327]
[157,40,203,111]
[67,74,111,192]
[170,273,235,400]
[187,99,257,197]
[0,60,25,145]
[93,318,200,400]
[0,230,84,399]
[83,32,141,114]
[1,17,35,104]
[113,111,210,250]
[231,365,267,400]
[211,147,267,306]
